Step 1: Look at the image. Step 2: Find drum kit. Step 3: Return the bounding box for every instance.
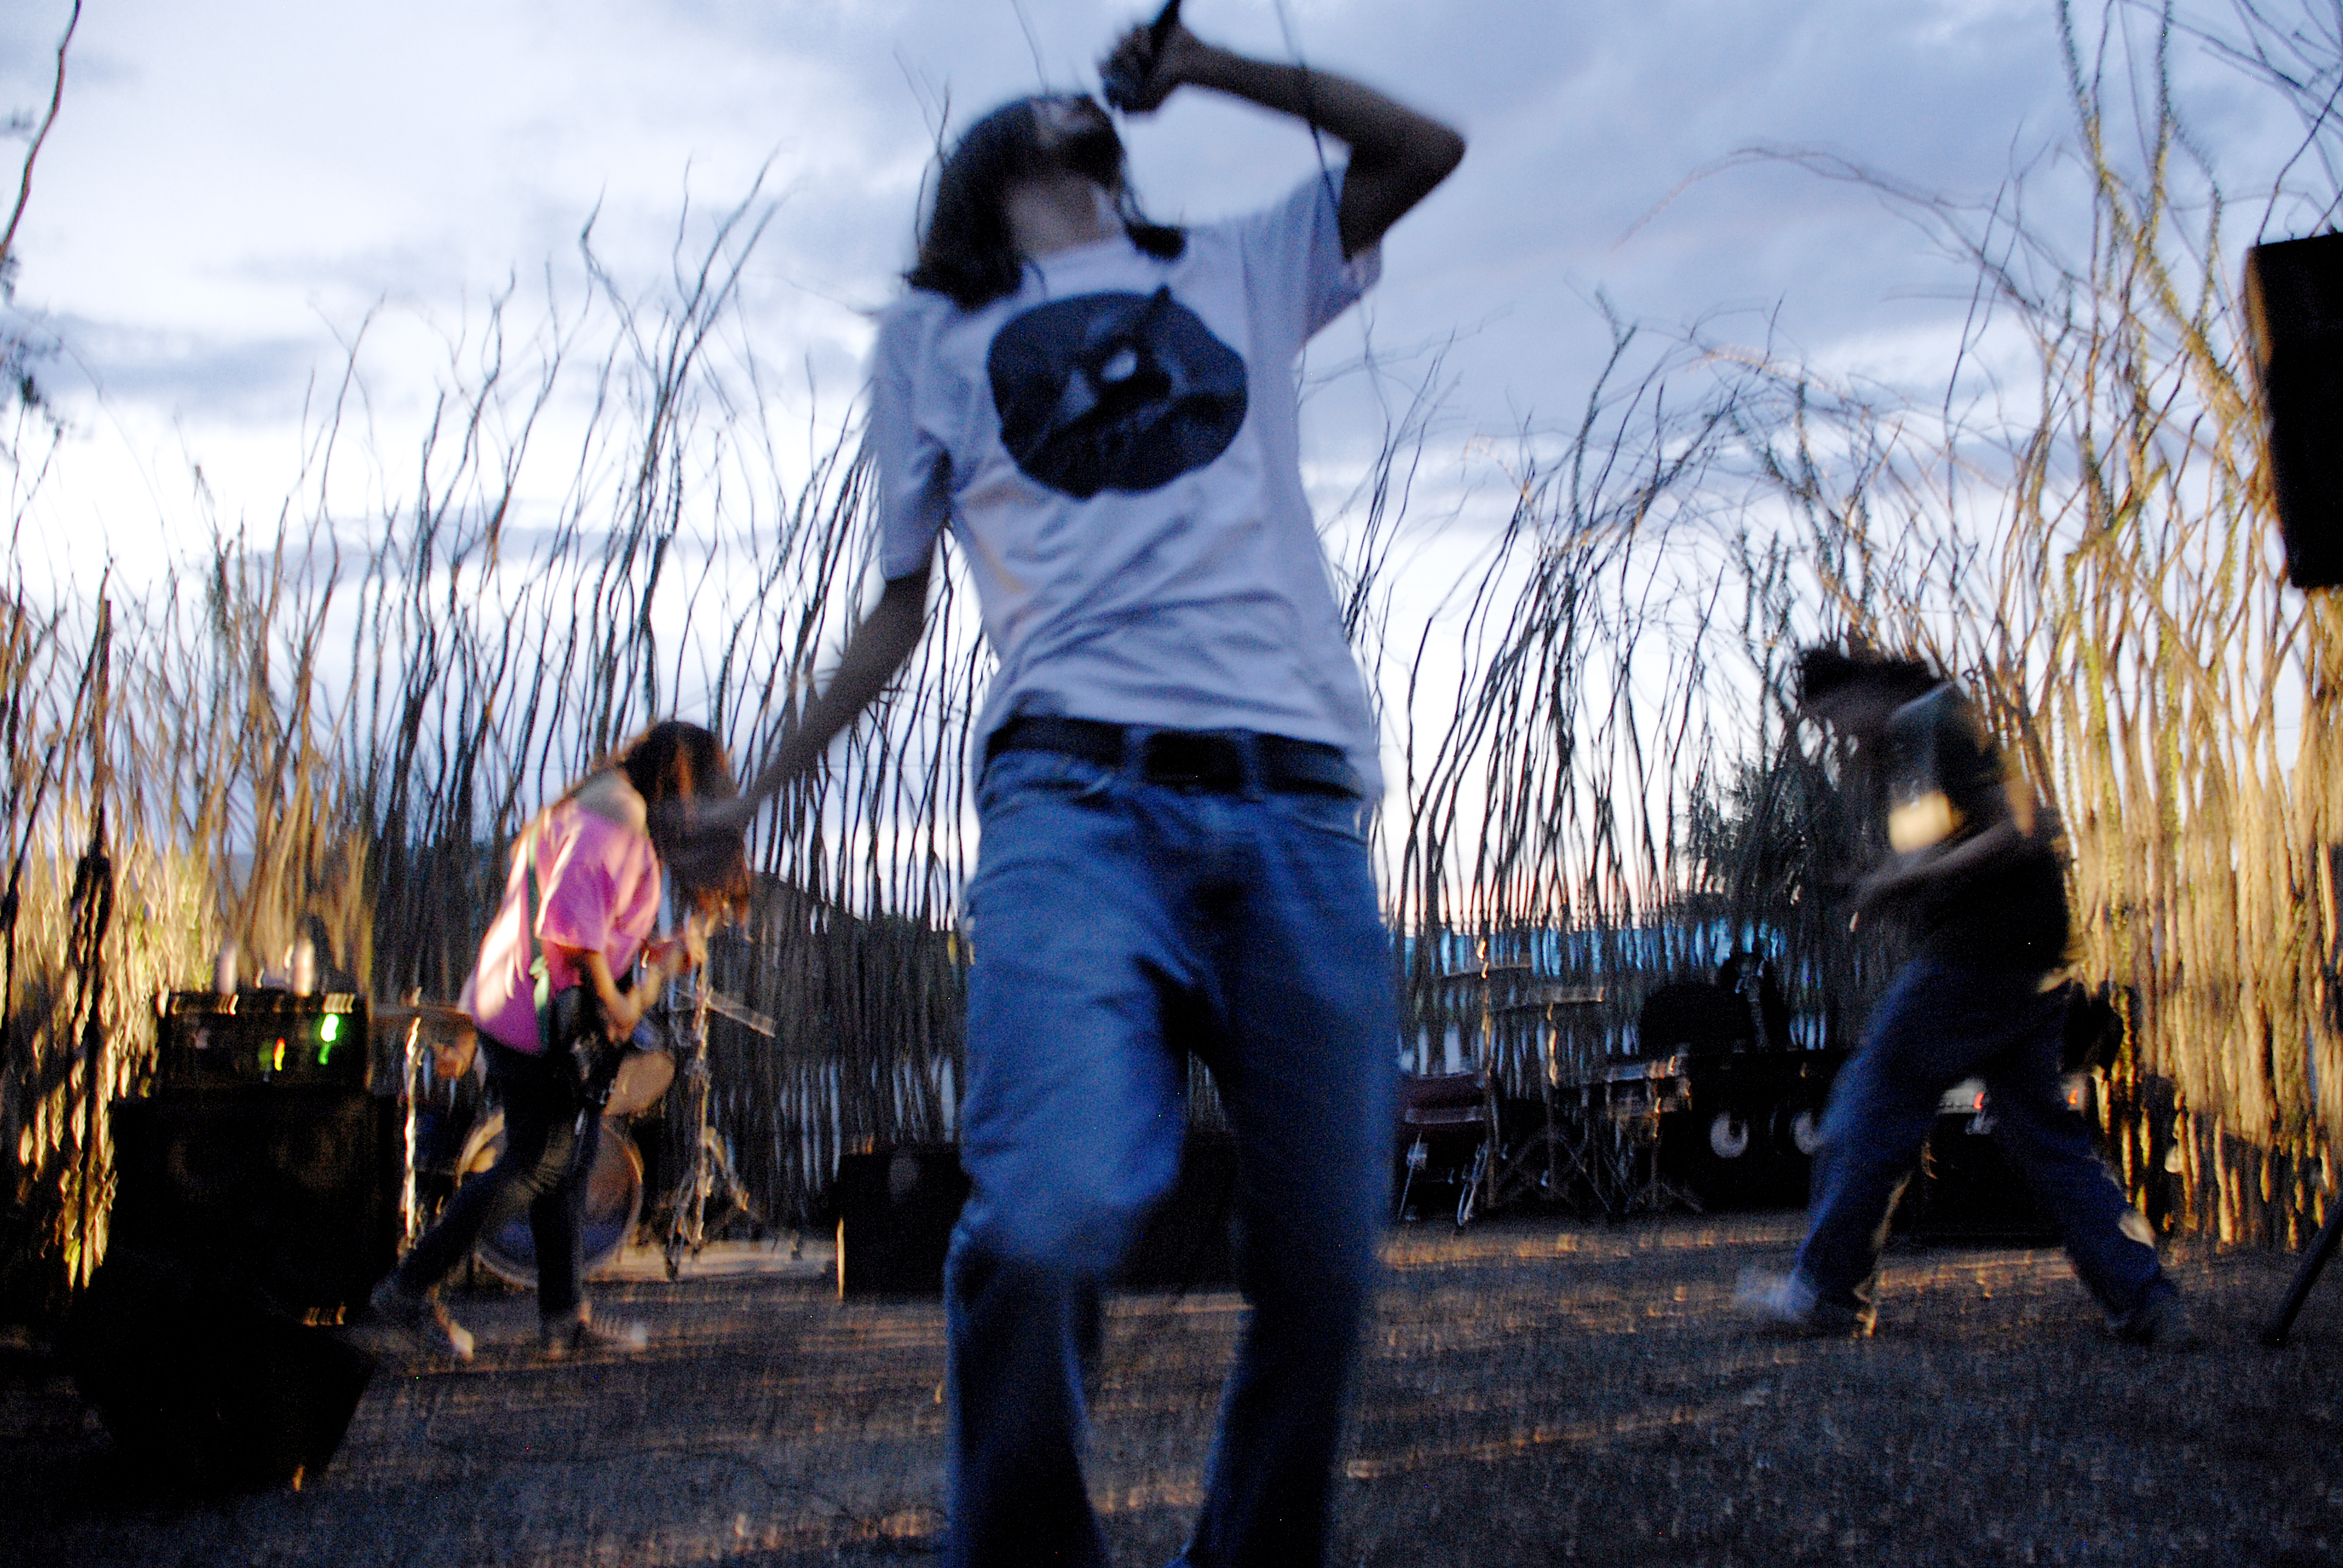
[381,965,782,1289]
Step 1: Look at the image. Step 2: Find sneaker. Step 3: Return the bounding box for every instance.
[540,1304,649,1359]
[1733,1269,1875,1337]
[369,1275,475,1361]
[2112,1287,2200,1350]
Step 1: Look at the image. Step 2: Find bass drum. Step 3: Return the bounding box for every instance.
[603,1047,675,1119]
[454,1111,642,1287]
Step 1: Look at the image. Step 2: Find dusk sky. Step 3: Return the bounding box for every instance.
[0,1,2313,581]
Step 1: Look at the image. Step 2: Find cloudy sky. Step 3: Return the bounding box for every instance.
[0,0,2309,581]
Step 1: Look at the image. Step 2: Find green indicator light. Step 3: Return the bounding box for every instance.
[320,1015,342,1044]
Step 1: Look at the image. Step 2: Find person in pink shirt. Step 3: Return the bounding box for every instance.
[372,721,746,1359]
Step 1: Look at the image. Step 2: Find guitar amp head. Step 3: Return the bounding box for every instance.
[158,991,372,1089]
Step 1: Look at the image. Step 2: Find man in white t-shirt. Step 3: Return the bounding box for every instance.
[703,18,1460,1566]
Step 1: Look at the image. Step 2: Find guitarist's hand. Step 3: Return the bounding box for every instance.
[647,915,710,978]
[551,946,645,1041]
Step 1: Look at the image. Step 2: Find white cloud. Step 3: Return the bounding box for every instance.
[1,0,2317,575]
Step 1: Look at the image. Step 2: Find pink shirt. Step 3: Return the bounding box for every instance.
[461,799,664,1053]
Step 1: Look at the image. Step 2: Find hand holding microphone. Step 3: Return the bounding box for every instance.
[1101,0,1187,113]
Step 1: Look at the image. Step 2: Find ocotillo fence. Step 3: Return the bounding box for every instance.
[7,0,2343,1322]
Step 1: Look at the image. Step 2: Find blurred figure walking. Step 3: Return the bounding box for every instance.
[1737,645,2193,1348]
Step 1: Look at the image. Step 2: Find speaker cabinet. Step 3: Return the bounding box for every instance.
[1118,1126,1237,1291]
[66,1247,376,1491]
[1892,1123,2059,1244]
[2245,231,2343,589]
[110,1086,401,1320]
[834,1145,969,1298]
[831,1131,1240,1299]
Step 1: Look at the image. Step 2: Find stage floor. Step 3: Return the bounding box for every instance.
[4,1214,2338,1566]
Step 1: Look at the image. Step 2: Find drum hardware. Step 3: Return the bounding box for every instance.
[1599,1056,1702,1217]
[454,1109,644,1285]
[678,985,775,1039]
[388,991,669,1271]
[391,944,795,1280]
[431,1039,675,1284]
[656,979,796,1278]
[381,996,479,1246]
[603,1045,677,1119]
[1481,995,1610,1220]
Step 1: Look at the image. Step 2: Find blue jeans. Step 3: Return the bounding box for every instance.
[1796,959,2166,1320]
[946,746,1397,1568]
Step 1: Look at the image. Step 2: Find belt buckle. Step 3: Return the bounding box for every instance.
[1142,730,1242,790]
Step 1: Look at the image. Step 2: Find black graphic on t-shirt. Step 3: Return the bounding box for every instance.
[987,288,1247,500]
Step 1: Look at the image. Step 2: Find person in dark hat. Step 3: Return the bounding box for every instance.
[1737,645,2193,1347]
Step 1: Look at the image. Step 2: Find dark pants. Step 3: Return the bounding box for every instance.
[1796,959,2166,1320]
[393,1037,597,1319]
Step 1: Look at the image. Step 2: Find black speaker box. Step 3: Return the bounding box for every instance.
[834,1145,969,1298]
[65,1247,376,1491]
[2245,231,2343,589]
[831,1129,1240,1298]
[1636,981,1754,1055]
[110,1086,401,1319]
[1892,1124,2059,1244]
[1119,1126,1237,1291]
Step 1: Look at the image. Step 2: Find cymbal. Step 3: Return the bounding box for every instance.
[664,985,776,1038]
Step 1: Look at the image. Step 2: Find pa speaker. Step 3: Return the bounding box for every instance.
[1118,1125,1237,1291]
[834,1145,970,1298]
[110,1086,401,1319]
[832,1131,1242,1299]
[2245,231,2343,589]
[65,1247,376,1491]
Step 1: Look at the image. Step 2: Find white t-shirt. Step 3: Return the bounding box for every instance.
[868,172,1384,796]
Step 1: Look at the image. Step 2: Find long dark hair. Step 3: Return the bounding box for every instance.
[580,720,751,914]
[906,95,1185,313]
[1795,644,1943,710]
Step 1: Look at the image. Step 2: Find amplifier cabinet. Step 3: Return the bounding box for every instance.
[67,1246,378,1491]
[2245,230,2343,589]
[109,1086,401,1320]
[833,1145,969,1298]
[831,1131,1239,1299]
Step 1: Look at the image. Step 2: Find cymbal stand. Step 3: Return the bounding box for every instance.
[660,981,790,1279]
[398,1004,426,1245]
[2263,1195,2343,1346]
[1608,1083,1703,1219]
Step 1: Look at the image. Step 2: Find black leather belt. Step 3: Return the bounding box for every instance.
[985,716,1364,799]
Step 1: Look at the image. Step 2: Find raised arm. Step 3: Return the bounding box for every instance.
[660,558,932,871]
[743,560,932,810]
[1102,22,1464,258]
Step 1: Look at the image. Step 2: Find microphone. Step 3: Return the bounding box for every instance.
[1102,0,1184,112]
